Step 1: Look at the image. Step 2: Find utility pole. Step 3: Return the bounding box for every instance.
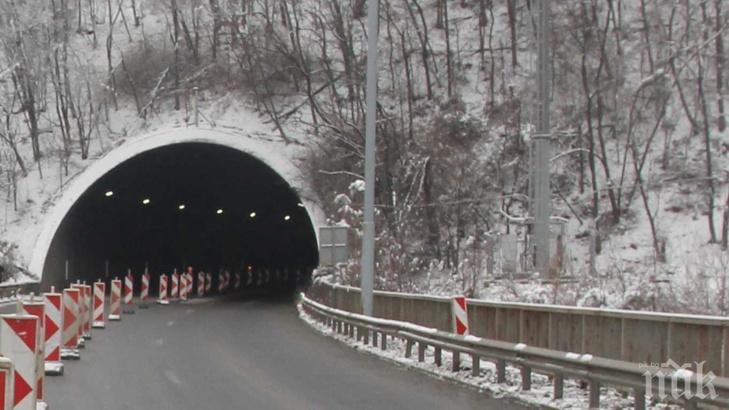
[532,0,552,278]
[361,0,380,316]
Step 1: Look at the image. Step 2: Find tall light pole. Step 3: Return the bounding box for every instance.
[361,0,380,316]
[533,0,552,278]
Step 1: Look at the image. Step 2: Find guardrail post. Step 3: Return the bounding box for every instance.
[405,339,414,358]
[553,374,563,399]
[452,351,460,371]
[363,328,370,345]
[633,387,645,410]
[380,332,387,350]
[349,324,355,338]
[434,346,442,366]
[588,380,600,408]
[496,359,507,383]
[418,342,426,362]
[372,331,378,346]
[471,354,480,376]
[521,366,532,390]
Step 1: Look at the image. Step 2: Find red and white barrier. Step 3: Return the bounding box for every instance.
[205,272,212,294]
[123,274,135,314]
[0,358,13,410]
[180,274,188,302]
[218,272,225,293]
[140,273,150,301]
[19,300,45,405]
[197,272,205,297]
[187,273,194,297]
[93,282,105,329]
[451,296,469,335]
[1,314,40,410]
[234,273,241,290]
[61,288,81,358]
[158,274,168,304]
[70,284,88,345]
[42,290,63,375]
[109,279,122,321]
[171,272,179,300]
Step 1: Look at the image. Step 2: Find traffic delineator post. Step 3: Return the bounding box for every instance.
[170,271,179,301]
[197,271,205,297]
[19,299,45,405]
[61,288,80,359]
[451,296,469,335]
[139,273,150,309]
[109,279,122,321]
[205,272,212,294]
[42,289,63,375]
[157,274,169,304]
[0,314,39,410]
[92,281,105,329]
[0,357,14,410]
[123,273,135,314]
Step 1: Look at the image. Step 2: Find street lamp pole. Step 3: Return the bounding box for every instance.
[361,0,380,317]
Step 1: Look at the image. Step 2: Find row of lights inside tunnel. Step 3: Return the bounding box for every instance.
[104,190,303,221]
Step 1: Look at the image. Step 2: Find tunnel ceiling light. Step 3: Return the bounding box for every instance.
[142,198,151,205]
[178,204,186,210]
[249,212,257,218]
[216,208,224,215]
[105,190,114,197]
[284,215,291,221]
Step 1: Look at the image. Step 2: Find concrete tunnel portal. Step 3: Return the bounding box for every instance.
[31,129,320,293]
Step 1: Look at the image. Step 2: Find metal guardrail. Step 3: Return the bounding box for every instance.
[301,294,729,410]
[308,282,729,378]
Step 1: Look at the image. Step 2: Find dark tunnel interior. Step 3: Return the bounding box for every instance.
[42,142,318,294]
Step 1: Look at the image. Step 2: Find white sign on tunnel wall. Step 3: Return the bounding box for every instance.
[319,226,348,266]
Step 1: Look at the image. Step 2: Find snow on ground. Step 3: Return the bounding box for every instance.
[298,301,681,410]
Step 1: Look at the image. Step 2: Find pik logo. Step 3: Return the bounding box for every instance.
[643,359,718,400]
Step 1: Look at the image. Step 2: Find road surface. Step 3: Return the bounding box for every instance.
[46,296,527,409]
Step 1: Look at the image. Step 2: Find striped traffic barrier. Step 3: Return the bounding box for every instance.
[109,279,122,321]
[180,274,188,302]
[205,272,212,294]
[224,271,231,291]
[123,273,135,314]
[61,288,80,359]
[170,271,179,301]
[158,274,169,304]
[70,283,87,346]
[234,273,241,290]
[197,271,205,297]
[451,296,469,335]
[19,299,45,406]
[0,314,40,410]
[187,273,194,297]
[0,357,13,410]
[92,281,105,328]
[42,290,63,375]
[140,273,150,309]
[218,272,225,293]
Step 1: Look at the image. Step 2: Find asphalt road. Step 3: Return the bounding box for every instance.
[45,296,527,410]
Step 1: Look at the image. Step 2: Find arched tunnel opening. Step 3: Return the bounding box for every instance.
[41,142,319,295]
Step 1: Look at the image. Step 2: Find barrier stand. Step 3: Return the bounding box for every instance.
[180,274,188,302]
[42,289,63,375]
[92,281,106,329]
[0,357,13,410]
[109,278,122,321]
[0,314,39,410]
[123,272,135,314]
[157,274,169,305]
[70,283,87,347]
[205,272,212,294]
[139,272,150,309]
[234,273,241,290]
[197,271,205,297]
[20,297,45,407]
[170,270,179,302]
[60,288,81,360]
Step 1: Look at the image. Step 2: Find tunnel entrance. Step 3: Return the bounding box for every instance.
[41,142,318,292]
